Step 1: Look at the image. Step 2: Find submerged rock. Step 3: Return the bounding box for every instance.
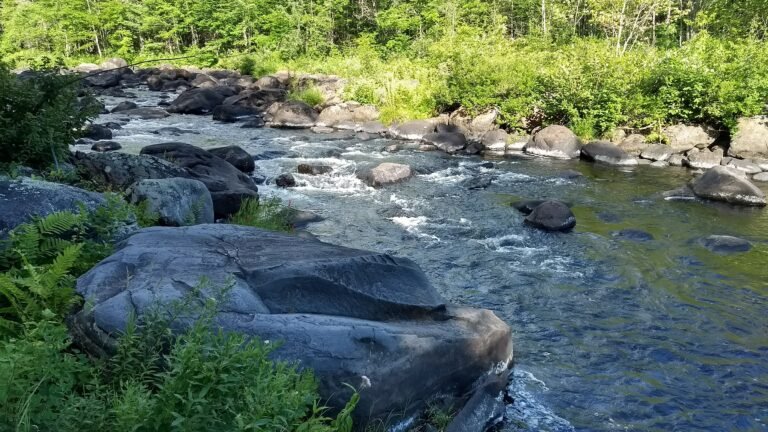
[612,229,654,242]
[360,163,413,187]
[297,164,333,175]
[698,235,752,254]
[140,142,259,217]
[523,125,582,159]
[689,166,766,206]
[127,178,214,226]
[0,177,104,236]
[524,200,576,232]
[70,225,513,426]
[275,173,297,188]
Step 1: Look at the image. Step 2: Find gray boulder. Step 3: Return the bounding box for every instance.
[640,144,674,162]
[685,149,723,169]
[753,172,768,182]
[127,178,214,226]
[523,126,582,159]
[70,225,512,426]
[619,134,650,155]
[211,105,260,123]
[524,200,576,232]
[83,124,113,141]
[689,166,766,206]
[71,151,190,190]
[726,159,763,175]
[482,129,509,153]
[297,164,333,175]
[729,116,768,158]
[0,178,104,236]
[90,141,122,152]
[167,87,237,114]
[121,108,170,120]
[275,173,297,188]
[663,124,717,152]
[390,120,436,141]
[360,163,413,187]
[208,146,255,174]
[83,70,122,88]
[267,101,318,128]
[111,101,138,113]
[580,141,637,166]
[699,235,752,254]
[316,104,380,129]
[422,132,467,154]
[668,154,685,166]
[140,143,259,218]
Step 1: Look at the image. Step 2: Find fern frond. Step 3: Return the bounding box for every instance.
[34,211,81,237]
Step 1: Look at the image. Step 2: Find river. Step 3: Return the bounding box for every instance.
[92,90,768,431]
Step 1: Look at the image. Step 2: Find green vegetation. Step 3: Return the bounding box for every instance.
[289,86,326,107]
[0,210,357,431]
[228,197,295,232]
[0,64,97,169]
[2,0,767,137]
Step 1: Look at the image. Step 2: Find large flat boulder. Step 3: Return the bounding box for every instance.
[524,125,582,159]
[0,177,104,236]
[689,166,766,206]
[359,163,413,187]
[266,101,318,128]
[390,120,436,141]
[71,225,513,425]
[71,151,191,190]
[729,116,768,158]
[140,143,259,217]
[663,124,717,152]
[580,141,637,166]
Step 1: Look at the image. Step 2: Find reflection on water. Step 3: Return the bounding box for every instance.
[97,91,768,431]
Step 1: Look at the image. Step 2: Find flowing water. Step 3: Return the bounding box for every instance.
[94,91,768,431]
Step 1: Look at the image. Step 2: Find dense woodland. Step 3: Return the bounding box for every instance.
[2,0,768,137]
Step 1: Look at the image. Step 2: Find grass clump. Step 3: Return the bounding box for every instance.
[228,197,294,232]
[289,86,326,107]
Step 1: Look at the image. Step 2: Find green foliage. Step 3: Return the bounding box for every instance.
[228,197,294,232]
[289,86,326,107]
[0,65,98,169]
[0,283,359,431]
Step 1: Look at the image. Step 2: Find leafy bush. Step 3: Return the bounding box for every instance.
[288,86,326,107]
[0,64,97,169]
[228,197,294,232]
[0,283,358,432]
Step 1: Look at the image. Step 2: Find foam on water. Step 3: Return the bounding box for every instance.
[506,369,575,432]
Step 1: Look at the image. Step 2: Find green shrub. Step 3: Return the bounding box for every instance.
[228,197,294,232]
[289,86,326,107]
[0,64,98,169]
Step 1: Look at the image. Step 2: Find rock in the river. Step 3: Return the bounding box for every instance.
[211,105,260,123]
[83,70,122,88]
[297,164,333,175]
[71,151,190,190]
[523,125,582,159]
[83,124,113,141]
[729,116,768,158]
[511,199,547,215]
[668,154,685,166]
[390,120,436,141]
[151,127,199,136]
[90,141,122,152]
[0,177,104,236]
[70,224,512,425]
[208,146,255,174]
[316,104,380,129]
[689,166,766,206]
[663,124,717,152]
[140,143,259,217]
[241,118,266,128]
[619,134,649,155]
[753,172,768,182]
[481,129,509,153]
[167,87,237,114]
[698,235,752,254]
[110,101,138,113]
[422,132,467,154]
[127,178,214,226]
[121,108,170,119]
[360,163,413,187]
[524,200,576,232]
[684,149,723,169]
[726,159,763,175]
[275,173,297,188]
[580,141,637,166]
[267,101,318,128]
[460,176,494,190]
[640,144,673,162]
